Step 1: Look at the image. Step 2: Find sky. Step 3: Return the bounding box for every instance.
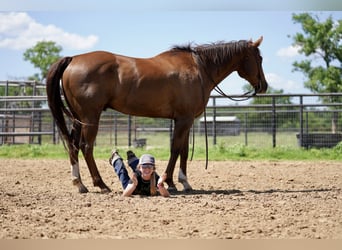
[0,1,341,97]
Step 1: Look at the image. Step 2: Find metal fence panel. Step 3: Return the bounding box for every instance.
[1,92,342,148]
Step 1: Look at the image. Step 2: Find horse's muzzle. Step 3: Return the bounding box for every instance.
[254,80,268,94]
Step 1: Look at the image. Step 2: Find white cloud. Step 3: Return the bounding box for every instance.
[276,45,300,58]
[0,12,98,50]
[266,72,303,93]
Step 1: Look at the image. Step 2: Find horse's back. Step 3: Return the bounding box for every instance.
[61,49,203,118]
[64,50,195,81]
[68,51,118,72]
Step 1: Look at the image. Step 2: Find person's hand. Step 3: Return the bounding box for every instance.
[157,172,167,186]
[157,172,170,197]
[122,173,138,197]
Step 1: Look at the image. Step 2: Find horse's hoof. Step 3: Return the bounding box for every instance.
[167,186,178,193]
[79,185,89,193]
[100,187,111,194]
[178,179,193,192]
[73,179,89,193]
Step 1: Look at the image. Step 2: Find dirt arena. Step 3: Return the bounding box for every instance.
[0,158,341,239]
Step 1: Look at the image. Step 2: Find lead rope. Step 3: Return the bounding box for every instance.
[195,53,256,170]
[201,85,254,171]
[203,105,209,170]
[199,74,209,170]
[189,86,208,171]
[214,85,256,101]
[201,84,255,170]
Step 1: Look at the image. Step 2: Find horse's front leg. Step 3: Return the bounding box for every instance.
[165,146,180,192]
[178,130,193,192]
[165,118,193,192]
[80,123,111,193]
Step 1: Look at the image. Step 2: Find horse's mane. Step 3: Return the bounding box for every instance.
[172,40,251,66]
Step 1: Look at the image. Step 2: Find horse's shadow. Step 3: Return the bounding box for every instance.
[170,187,338,196]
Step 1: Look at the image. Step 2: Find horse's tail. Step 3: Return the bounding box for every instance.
[46,56,73,148]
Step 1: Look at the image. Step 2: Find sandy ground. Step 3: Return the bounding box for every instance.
[0,158,341,239]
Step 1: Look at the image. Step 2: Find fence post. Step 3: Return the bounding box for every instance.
[244,113,248,146]
[272,96,276,147]
[299,95,304,148]
[128,115,132,147]
[114,111,118,146]
[4,81,8,144]
[38,111,42,145]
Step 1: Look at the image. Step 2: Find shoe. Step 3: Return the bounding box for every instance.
[127,150,139,171]
[109,149,121,165]
[126,150,136,161]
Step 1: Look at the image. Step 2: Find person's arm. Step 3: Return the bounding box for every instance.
[157,173,170,197]
[122,173,138,197]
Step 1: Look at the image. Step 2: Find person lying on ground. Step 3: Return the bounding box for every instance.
[109,150,170,197]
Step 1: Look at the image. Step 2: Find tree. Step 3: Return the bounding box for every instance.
[291,13,342,94]
[291,13,342,133]
[23,41,62,81]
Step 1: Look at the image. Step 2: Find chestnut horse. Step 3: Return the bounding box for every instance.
[46,37,267,193]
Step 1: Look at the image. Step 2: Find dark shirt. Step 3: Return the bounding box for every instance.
[130,171,160,196]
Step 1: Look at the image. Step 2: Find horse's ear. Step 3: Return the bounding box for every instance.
[252,36,263,47]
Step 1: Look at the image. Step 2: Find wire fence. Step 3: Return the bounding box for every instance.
[1,92,342,149]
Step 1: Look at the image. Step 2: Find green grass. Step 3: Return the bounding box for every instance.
[1,142,342,161]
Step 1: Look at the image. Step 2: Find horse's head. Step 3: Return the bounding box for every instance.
[237,36,268,94]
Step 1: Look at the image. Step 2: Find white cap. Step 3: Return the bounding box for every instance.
[138,154,155,165]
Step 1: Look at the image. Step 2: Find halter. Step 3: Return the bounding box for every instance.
[214,46,264,101]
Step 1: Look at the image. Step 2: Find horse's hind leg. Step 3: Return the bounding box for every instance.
[80,122,111,193]
[69,122,89,193]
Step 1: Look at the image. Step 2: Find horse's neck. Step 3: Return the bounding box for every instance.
[216,64,237,85]
[202,52,244,88]
[217,53,245,85]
